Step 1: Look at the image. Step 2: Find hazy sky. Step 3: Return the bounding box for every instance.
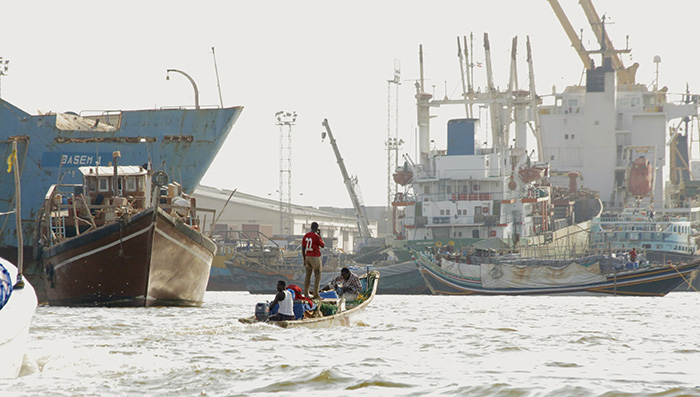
[2,1,698,209]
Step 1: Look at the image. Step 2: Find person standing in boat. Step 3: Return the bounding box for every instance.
[629,248,637,263]
[303,222,325,299]
[268,280,295,321]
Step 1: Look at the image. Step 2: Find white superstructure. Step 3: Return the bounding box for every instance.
[541,0,700,222]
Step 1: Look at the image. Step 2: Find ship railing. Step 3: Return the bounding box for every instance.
[417,191,508,203]
[79,110,123,129]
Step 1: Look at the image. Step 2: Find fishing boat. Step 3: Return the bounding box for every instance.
[239,270,380,328]
[0,97,242,294]
[0,257,37,378]
[414,252,699,296]
[38,154,216,306]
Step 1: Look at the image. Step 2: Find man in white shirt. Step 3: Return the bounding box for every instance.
[268,280,295,321]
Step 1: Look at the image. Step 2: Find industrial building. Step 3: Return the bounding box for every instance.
[193,185,379,253]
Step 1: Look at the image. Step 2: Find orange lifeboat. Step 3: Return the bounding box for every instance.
[627,158,653,196]
[518,166,545,183]
[393,166,413,186]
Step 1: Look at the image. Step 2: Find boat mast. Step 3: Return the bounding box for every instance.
[11,139,24,288]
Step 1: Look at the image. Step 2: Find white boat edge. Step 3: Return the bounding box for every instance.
[0,257,38,378]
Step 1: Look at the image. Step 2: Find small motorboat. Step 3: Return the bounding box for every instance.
[240,270,380,328]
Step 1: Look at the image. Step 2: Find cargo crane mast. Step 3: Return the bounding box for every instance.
[526,36,544,159]
[484,33,506,150]
[321,118,373,239]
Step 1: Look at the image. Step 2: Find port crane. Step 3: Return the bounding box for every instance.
[321,118,373,241]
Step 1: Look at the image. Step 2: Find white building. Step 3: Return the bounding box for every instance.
[193,185,378,253]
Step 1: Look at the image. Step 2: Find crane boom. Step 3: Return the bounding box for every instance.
[321,118,373,239]
[547,0,593,70]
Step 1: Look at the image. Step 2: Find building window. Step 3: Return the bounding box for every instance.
[565,134,569,140]
[550,155,555,161]
[99,177,109,192]
[571,134,575,139]
[440,210,445,215]
[446,209,450,215]
[126,177,137,192]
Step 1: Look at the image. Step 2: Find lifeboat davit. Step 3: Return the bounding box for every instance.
[393,167,413,186]
[627,158,653,196]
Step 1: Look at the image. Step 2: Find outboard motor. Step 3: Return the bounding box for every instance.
[255,302,269,322]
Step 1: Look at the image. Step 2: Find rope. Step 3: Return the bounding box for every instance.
[672,264,699,292]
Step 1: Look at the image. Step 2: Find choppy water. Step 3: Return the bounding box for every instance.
[3,292,700,396]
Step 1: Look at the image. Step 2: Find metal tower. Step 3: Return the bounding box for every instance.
[275,110,296,235]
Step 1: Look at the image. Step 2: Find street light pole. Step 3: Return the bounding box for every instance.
[166,68,200,109]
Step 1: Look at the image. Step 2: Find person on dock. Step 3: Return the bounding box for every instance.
[268,280,295,321]
[321,267,362,302]
[303,222,324,299]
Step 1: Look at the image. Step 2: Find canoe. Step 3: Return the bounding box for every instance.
[240,270,380,328]
[0,257,37,378]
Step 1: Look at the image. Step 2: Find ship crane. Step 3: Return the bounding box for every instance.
[321,118,373,240]
[547,0,636,84]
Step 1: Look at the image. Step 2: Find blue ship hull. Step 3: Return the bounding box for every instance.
[0,99,242,257]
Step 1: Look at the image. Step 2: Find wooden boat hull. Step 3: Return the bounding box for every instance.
[42,207,215,306]
[0,258,37,378]
[240,270,380,328]
[367,261,429,295]
[415,254,699,296]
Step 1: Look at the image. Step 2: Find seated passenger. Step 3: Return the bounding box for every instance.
[268,280,295,321]
[321,267,362,302]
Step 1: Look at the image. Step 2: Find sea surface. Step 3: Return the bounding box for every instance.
[3,292,700,396]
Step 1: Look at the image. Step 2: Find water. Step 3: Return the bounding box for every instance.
[3,292,700,396]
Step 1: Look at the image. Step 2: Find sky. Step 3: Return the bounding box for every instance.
[2,1,699,210]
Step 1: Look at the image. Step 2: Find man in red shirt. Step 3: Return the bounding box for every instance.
[303,222,324,298]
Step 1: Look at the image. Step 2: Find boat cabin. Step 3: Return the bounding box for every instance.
[79,165,151,210]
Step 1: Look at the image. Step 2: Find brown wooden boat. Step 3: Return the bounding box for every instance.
[38,154,216,307]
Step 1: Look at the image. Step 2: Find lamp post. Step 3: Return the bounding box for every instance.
[166,69,200,109]
[276,111,297,235]
[0,57,9,99]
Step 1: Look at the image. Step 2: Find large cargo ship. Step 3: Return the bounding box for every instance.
[0,98,242,270]
[540,0,700,222]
